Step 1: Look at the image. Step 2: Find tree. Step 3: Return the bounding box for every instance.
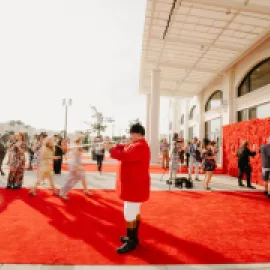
[85,106,114,137]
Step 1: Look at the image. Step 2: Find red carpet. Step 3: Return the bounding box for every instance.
[0,189,269,265]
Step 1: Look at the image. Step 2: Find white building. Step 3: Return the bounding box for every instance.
[139,0,270,163]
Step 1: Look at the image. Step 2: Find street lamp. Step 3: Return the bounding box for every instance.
[62,98,72,139]
[104,117,115,138]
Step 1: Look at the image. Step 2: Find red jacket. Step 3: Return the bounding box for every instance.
[110,139,150,203]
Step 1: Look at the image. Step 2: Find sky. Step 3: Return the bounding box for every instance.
[0,0,170,136]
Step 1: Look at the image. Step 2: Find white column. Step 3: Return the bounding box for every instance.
[228,69,236,124]
[184,98,190,142]
[196,93,204,139]
[149,69,161,163]
[171,98,179,135]
[145,93,151,142]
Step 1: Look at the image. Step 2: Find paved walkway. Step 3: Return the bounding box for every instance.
[0,168,263,192]
[0,163,267,270]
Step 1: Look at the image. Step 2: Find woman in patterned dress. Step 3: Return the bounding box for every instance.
[202,139,216,190]
[6,132,26,189]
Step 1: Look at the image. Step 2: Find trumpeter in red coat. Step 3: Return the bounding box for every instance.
[110,123,150,254]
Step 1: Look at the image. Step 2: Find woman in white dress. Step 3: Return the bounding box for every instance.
[59,136,91,200]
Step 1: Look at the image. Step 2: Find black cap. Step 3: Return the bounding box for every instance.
[130,123,145,136]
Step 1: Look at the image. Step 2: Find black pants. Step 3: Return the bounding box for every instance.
[238,165,252,186]
[96,155,104,172]
[54,158,63,174]
[186,153,190,167]
[28,154,34,169]
[0,158,4,174]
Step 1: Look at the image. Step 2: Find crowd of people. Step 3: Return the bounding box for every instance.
[0,132,128,196]
[160,134,270,194]
[160,135,218,190]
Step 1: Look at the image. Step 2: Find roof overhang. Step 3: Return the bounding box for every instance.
[139,0,270,97]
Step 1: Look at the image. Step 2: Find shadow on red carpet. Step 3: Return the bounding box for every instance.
[0,189,269,265]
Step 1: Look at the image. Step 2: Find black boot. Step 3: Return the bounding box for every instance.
[117,228,137,254]
[238,179,244,187]
[120,220,140,245]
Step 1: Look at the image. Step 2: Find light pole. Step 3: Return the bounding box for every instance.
[62,99,72,139]
[104,117,115,139]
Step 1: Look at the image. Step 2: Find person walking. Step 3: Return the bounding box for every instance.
[236,141,256,189]
[94,136,105,173]
[59,136,90,200]
[29,137,60,196]
[7,135,16,166]
[160,138,170,169]
[53,139,64,175]
[188,138,201,181]
[110,123,150,254]
[202,139,216,190]
[7,132,26,189]
[185,142,191,167]
[167,139,180,185]
[27,141,35,171]
[260,137,270,198]
[178,139,185,165]
[0,139,7,176]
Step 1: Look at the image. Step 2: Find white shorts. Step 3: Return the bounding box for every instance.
[124,201,141,222]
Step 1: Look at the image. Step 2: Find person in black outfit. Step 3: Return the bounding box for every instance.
[185,142,191,167]
[94,136,105,174]
[53,139,63,175]
[236,141,256,189]
[27,142,35,170]
[0,140,7,176]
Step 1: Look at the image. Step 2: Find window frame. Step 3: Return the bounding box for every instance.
[205,90,223,112]
[180,114,184,125]
[189,106,196,120]
[238,57,270,97]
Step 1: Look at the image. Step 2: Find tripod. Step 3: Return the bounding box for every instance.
[160,166,175,191]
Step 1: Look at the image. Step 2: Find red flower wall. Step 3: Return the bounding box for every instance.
[223,117,270,185]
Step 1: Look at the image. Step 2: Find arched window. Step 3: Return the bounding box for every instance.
[180,114,184,124]
[189,106,196,120]
[238,57,270,97]
[205,90,223,112]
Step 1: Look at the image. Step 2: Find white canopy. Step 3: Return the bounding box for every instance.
[139,0,270,97]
